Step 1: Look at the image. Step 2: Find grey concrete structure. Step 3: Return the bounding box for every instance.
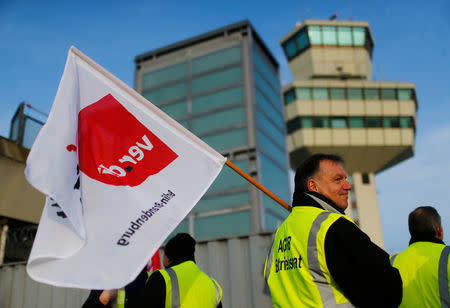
[280,20,417,248]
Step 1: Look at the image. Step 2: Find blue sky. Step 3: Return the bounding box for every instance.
[1,0,449,252]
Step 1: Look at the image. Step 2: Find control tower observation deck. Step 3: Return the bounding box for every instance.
[280,19,417,248]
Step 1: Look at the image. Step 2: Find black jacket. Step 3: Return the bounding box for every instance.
[293,191,403,308]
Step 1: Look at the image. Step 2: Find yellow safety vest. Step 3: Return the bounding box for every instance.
[264,206,354,307]
[156,260,222,308]
[391,242,450,307]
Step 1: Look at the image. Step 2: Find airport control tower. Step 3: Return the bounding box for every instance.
[280,19,417,248]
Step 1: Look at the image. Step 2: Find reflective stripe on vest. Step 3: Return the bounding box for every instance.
[265,208,354,307]
[166,268,180,308]
[439,246,450,307]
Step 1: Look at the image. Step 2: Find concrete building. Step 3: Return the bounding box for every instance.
[134,20,291,240]
[280,20,417,248]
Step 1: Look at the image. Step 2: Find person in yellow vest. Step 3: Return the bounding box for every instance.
[134,233,223,308]
[391,206,450,307]
[264,153,402,307]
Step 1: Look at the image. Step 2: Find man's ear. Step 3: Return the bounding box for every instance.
[437,225,444,240]
[307,178,318,192]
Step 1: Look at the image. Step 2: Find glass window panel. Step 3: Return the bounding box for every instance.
[201,128,247,151]
[381,88,396,100]
[312,87,329,100]
[301,117,313,128]
[337,26,352,46]
[192,107,245,134]
[349,117,364,128]
[331,117,347,128]
[398,89,412,100]
[384,117,400,128]
[287,117,300,133]
[178,120,188,129]
[296,87,311,100]
[257,110,286,145]
[284,40,297,58]
[253,49,280,92]
[323,26,337,45]
[348,88,363,100]
[364,88,379,100]
[296,31,309,50]
[142,62,186,89]
[167,219,189,242]
[208,159,248,193]
[258,131,286,167]
[367,117,382,127]
[330,88,345,99]
[192,86,243,113]
[314,116,330,128]
[194,192,250,213]
[265,212,284,231]
[192,46,241,75]
[192,66,242,94]
[194,211,251,240]
[143,82,187,105]
[23,117,43,149]
[255,89,284,130]
[352,27,366,46]
[308,25,322,44]
[284,89,296,105]
[159,101,187,119]
[255,71,281,109]
[400,117,412,128]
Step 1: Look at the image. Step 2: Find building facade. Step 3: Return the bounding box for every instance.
[134,20,291,240]
[280,20,417,248]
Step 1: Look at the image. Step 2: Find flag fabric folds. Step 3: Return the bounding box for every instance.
[25,46,226,289]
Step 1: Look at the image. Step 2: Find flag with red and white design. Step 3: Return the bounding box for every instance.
[25,46,225,289]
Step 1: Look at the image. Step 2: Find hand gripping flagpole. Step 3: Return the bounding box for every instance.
[225,160,291,212]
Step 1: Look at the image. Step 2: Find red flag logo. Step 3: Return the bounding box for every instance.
[77,94,178,186]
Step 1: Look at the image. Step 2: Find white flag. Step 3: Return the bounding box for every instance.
[25,46,226,289]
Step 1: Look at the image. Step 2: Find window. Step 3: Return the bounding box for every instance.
[352,27,366,46]
[301,117,313,128]
[331,117,347,128]
[349,117,364,128]
[192,86,243,113]
[308,26,322,44]
[255,89,284,130]
[208,159,248,192]
[400,117,412,128]
[201,128,247,151]
[330,88,345,99]
[287,117,300,133]
[284,40,297,58]
[362,173,370,184]
[364,88,379,100]
[142,62,186,89]
[253,48,280,92]
[398,89,412,100]
[322,26,337,45]
[384,117,400,128]
[258,131,286,167]
[191,107,245,134]
[381,88,396,100]
[296,87,311,100]
[194,192,250,213]
[195,211,251,240]
[348,88,363,100]
[296,31,309,51]
[312,87,329,100]
[284,89,296,105]
[143,82,187,105]
[159,101,187,119]
[191,66,242,94]
[367,117,382,127]
[314,116,330,128]
[337,26,352,46]
[257,111,285,145]
[191,46,241,75]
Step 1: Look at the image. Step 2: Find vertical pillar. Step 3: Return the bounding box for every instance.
[352,172,385,248]
[0,224,8,264]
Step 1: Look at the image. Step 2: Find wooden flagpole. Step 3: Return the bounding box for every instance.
[225,160,291,212]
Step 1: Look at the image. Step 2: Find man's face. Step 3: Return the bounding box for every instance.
[308,160,352,210]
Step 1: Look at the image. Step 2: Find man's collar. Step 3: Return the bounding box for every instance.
[409,236,446,246]
[293,191,345,215]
